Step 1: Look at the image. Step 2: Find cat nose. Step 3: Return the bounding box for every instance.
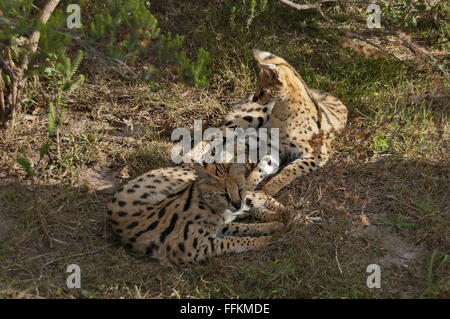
[231,201,241,210]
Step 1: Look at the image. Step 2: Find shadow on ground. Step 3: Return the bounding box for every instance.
[0,156,448,298]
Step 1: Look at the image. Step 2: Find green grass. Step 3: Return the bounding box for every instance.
[0,0,449,299]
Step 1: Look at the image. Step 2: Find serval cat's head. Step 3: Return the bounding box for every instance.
[194,163,247,213]
[252,49,309,104]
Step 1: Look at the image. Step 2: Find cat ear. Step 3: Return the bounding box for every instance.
[253,50,280,84]
[259,64,279,83]
[253,49,275,63]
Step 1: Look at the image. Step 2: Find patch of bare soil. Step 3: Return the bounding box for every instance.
[378,234,425,268]
[79,166,121,193]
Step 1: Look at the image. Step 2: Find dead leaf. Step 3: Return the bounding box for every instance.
[359,213,370,226]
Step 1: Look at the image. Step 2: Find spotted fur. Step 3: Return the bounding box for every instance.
[182,100,280,189]
[107,163,285,264]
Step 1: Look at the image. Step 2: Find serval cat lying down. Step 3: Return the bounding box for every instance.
[107,163,289,264]
[221,50,348,196]
[183,99,280,192]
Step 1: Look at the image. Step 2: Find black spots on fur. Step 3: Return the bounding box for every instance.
[118,201,126,207]
[134,220,159,238]
[118,211,128,217]
[262,107,268,113]
[245,198,253,206]
[132,200,142,206]
[127,188,135,194]
[126,221,139,229]
[183,184,195,211]
[125,243,133,249]
[146,242,159,256]
[153,179,161,184]
[198,229,204,234]
[132,184,140,189]
[115,229,123,233]
[107,210,112,216]
[110,219,119,225]
[194,214,201,220]
[220,241,224,250]
[146,185,156,189]
[257,117,264,128]
[183,221,193,240]
[222,226,229,235]
[141,193,150,199]
[158,206,166,218]
[143,220,159,233]
[243,116,253,123]
[311,162,316,167]
[111,197,117,203]
[166,246,171,252]
[290,142,296,148]
[178,243,185,252]
[160,213,179,243]
[129,237,136,243]
[225,121,233,126]
[132,212,142,217]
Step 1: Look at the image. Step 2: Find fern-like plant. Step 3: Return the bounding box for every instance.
[177,48,211,88]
